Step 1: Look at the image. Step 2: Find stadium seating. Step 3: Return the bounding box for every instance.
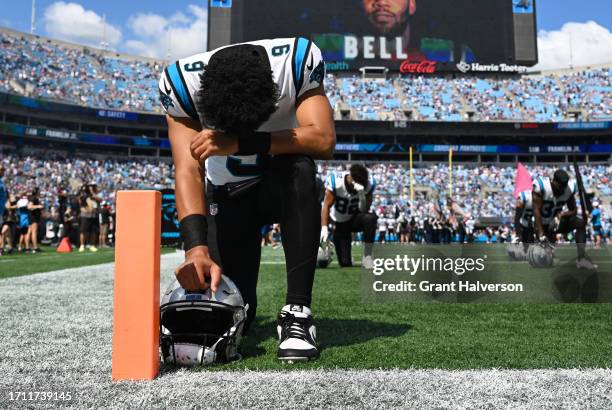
[1,152,609,238]
[0,30,610,121]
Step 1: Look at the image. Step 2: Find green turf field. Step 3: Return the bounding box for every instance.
[0,245,174,279]
[2,243,610,370]
[206,245,612,371]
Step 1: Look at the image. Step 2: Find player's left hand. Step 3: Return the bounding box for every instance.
[190,129,239,162]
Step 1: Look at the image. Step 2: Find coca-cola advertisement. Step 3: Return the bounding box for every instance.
[400,60,437,74]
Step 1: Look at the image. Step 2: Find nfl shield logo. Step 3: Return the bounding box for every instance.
[209,203,218,216]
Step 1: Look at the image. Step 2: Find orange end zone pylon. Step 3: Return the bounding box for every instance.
[112,190,161,381]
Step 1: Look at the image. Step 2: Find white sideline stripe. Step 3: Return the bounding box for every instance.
[0,251,110,263]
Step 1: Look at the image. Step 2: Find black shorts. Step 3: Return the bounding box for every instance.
[80,217,97,233]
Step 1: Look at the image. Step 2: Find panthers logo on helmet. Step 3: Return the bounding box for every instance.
[160,275,247,366]
[527,244,554,268]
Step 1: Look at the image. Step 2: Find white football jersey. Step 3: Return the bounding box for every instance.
[517,190,533,228]
[159,38,325,185]
[325,171,375,223]
[531,176,577,225]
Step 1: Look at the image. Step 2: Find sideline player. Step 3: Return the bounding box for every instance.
[532,170,596,269]
[160,38,336,362]
[514,189,535,250]
[321,164,377,268]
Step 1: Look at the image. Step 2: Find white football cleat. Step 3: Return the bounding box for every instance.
[277,305,319,362]
[362,255,374,269]
[576,257,598,270]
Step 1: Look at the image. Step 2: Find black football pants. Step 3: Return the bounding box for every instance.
[206,155,320,331]
[333,212,378,267]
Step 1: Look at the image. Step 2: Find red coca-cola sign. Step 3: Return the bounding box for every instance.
[400,60,437,74]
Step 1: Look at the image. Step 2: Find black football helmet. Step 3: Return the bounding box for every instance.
[160,275,247,366]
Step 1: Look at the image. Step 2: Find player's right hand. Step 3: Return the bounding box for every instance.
[175,245,222,293]
[538,235,550,247]
[190,129,238,162]
[353,182,365,194]
[320,225,329,243]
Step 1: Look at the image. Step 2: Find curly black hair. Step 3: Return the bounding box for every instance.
[349,164,369,187]
[195,44,280,133]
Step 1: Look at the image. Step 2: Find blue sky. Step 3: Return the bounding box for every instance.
[0,1,207,33]
[0,1,610,68]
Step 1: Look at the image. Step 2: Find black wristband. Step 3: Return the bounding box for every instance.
[236,131,271,155]
[179,214,208,251]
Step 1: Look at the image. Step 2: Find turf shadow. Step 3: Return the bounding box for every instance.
[315,318,412,348]
[239,317,276,358]
[241,316,411,357]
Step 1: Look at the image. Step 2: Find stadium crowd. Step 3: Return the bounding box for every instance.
[319,162,611,243]
[0,30,610,122]
[0,153,173,254]
[0,152,609,254]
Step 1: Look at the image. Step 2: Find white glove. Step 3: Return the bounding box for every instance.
[353,182,365,194]
[320,225,329,243]
[353,182,367,212]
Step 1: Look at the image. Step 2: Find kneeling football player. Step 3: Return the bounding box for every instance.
[532,170,597,270]
[514,190,535,247]
[321,164,377,268]
[160,38,335,362]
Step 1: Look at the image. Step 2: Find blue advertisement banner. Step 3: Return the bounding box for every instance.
[555,121,611,130]
[0,122,170,149]
[418,144,612,154]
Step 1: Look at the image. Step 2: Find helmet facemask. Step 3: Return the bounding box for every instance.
[160,276,248,366]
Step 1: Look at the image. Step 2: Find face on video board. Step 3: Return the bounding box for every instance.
[239,0,516,71]
[362,0,415,36]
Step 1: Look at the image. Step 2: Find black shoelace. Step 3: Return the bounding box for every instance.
[280,314,311,341]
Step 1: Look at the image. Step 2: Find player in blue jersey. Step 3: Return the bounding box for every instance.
[591,201,602,249]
